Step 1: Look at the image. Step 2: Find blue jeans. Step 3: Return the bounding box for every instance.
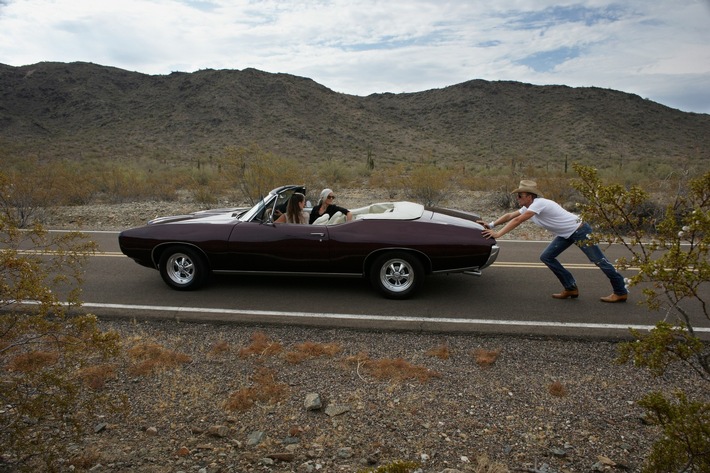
[539,222,627,295]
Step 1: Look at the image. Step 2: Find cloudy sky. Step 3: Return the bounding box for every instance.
[1,0,709,114]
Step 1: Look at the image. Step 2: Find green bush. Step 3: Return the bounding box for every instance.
[637,391,710,473]
[1,172,123,470]
[574,164,710,472]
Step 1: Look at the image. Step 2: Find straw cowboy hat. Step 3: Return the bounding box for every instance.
[511,180,543,197]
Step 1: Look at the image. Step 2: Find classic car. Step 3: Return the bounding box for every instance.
[118,185,499,299]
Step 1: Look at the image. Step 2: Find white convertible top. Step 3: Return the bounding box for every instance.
[352,201,424,220]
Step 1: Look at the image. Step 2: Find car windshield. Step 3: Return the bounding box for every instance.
[237,187,302,222]
[239,194,275,222]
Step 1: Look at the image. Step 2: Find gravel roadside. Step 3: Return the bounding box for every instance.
[36,193,697,472]
[68,319,696,473]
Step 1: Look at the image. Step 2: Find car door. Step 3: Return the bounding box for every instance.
[224,221,332,273]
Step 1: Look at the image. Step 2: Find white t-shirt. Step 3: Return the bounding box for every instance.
[520,197,581,238]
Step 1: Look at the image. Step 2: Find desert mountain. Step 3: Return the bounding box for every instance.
[1,61,708,171]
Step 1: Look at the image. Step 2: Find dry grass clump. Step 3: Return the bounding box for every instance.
[208,339,231,356]
[67,447,102,470]
[127,342,192,376]
[471,453,510,473]
[346,352,440,383]
[76,364,117,389]
[238,331,283,358]
[288,425,305,437]
[358,459,420,472]
[284,341,342,364]
[6,351,60,372]
[473,348,501,368]
[548,380,568,397]
[224,367,289,411]
[426,343,451,360]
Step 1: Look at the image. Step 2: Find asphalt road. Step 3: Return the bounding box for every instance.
[73,231,710,340]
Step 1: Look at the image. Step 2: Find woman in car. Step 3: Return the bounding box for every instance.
[309,188,353,224]
[275,193,308,224]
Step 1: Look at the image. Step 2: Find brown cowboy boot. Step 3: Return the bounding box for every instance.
[600,293,628,303]
[552,288,579,299]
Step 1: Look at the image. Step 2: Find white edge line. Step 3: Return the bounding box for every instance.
[79,302,710,333]
[46,229,120,234]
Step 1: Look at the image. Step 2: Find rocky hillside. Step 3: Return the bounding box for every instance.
[1,61,709,170]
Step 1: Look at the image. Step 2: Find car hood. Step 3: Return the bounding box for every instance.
[148,207,248,225]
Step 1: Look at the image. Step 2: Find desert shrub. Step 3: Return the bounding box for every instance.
[491,188,517,210]
[0,166,65,227]
[192,184,220,206]
[459,168,512,192]
[369,163,407,199]
[49,162,97,205]
[0,181,123,470]
[404,163,454,206]
[221,144,305,205]
[142,169,182,201]
[574,164,710,472]
[534,175,577,204]
[317,158,355,187]
[97,165,145,203]
[637,391,710,472]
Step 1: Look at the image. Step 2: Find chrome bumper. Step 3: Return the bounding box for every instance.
[480,244,499,270]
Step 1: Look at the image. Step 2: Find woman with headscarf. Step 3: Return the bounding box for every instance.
[308,188,353,224]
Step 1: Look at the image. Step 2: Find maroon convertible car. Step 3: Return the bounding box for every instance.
[118,185,499,299]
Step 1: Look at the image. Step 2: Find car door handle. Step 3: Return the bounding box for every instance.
[310,232,325,237]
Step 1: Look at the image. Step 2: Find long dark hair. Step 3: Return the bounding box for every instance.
[285,193,305,223]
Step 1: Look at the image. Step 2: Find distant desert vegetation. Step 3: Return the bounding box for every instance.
[1,61,708,210]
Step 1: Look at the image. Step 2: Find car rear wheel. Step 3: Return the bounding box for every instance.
[159,246,209,290]
[370,251,424,299]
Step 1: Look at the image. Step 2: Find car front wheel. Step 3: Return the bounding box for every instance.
[370,251,424,299]
[159,246,209,290]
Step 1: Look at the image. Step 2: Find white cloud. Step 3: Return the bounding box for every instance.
[0,0,709,113]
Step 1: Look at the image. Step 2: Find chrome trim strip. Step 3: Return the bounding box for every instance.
[430,266,480,275]
[212,270,361,278]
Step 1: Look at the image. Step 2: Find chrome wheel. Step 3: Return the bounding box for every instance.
[159,246,208,290]
[166,252,196,285]
[380,258,414,293]
[370,252,424,299]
